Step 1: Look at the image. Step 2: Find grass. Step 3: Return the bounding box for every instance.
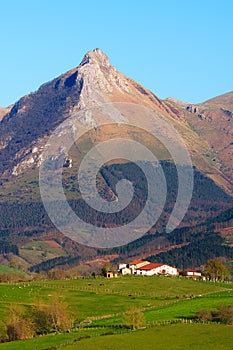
[0,329,118,350]
[61,324,233,350]
[0,276,231,320]
[0,264,26,277]
[1,324,231,350]
[0,276,232,349]
[29,275,232,296]
[144,290,233,323]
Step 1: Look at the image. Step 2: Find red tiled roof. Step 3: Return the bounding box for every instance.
[130,260,147,265]
[137,263,163,271]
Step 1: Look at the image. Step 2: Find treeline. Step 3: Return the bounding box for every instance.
[148,234,233,269]
[109,206,233,265]
[29,255,80,273]
[0,241,18,255]
[0,202,51,229]
[209,206,233,224]
[0,229,11,238]
[0,162,232,233]
[0,273,25,283]
[97,233,160,256]
[108,226,215,262]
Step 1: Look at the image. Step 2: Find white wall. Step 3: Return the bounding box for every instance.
[186,271,201,277]
[136,265,177,276]
[119,263,127,270]
[121,268,132,275]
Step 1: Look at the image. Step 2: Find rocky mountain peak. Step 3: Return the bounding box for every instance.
[68,48,130,111]
[80,48,110,69]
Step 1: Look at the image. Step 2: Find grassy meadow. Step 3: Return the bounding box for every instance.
[0,276,232,349]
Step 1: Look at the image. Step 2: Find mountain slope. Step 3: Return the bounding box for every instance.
[204,91,233,107]
[166,92,233,191]
[0,107,10,121]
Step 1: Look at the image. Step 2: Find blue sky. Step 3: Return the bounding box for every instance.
[1,0,233,107]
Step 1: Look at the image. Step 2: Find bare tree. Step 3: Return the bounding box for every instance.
[43,296,74,333]
[123,307,146,330]
[7,303,35,341]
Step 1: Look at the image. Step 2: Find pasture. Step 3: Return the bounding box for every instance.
[0,276,232,349]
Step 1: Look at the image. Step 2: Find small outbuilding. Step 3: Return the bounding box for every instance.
[180,270,202,279]
[106,271,118,278]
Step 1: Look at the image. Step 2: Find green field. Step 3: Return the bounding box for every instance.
[0,265,27,277]
[0,276,232,349]
[61,324,233,350]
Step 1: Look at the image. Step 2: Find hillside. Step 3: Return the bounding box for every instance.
[204,91,233,106]
[0,205,232,273]
[166,91,233,190]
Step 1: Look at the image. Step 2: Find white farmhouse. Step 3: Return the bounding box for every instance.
[118,260,150,275]
[128,260,150,274]
[136,263,178,276]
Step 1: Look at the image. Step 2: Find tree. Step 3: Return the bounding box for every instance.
[204,259,229,281]
[7,303,35,341]
[195,309,213,322]
[32,296,75,334]
[195,304,233,325]
[217,304,233,324]
[47,269,67,280]
[45,296,74,332]
[0,273,22,283]
[100,262,110,277]
[123,307,146,330]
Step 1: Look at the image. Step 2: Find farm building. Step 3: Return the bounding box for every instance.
[118,260,150,275]
[118,260,178,276]
[119,266,132,275]
[106,271,118,278]
[128,260,150,274]
[180,270,203,279]
[136,263,178,276]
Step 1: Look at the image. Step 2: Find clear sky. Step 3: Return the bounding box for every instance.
[1,0,233,107]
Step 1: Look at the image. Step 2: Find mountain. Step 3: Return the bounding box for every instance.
[204,91,233,106]
[166,91,233,190]
[0,49,177,179]
[0,48,232,193]
[0,48,232,272]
